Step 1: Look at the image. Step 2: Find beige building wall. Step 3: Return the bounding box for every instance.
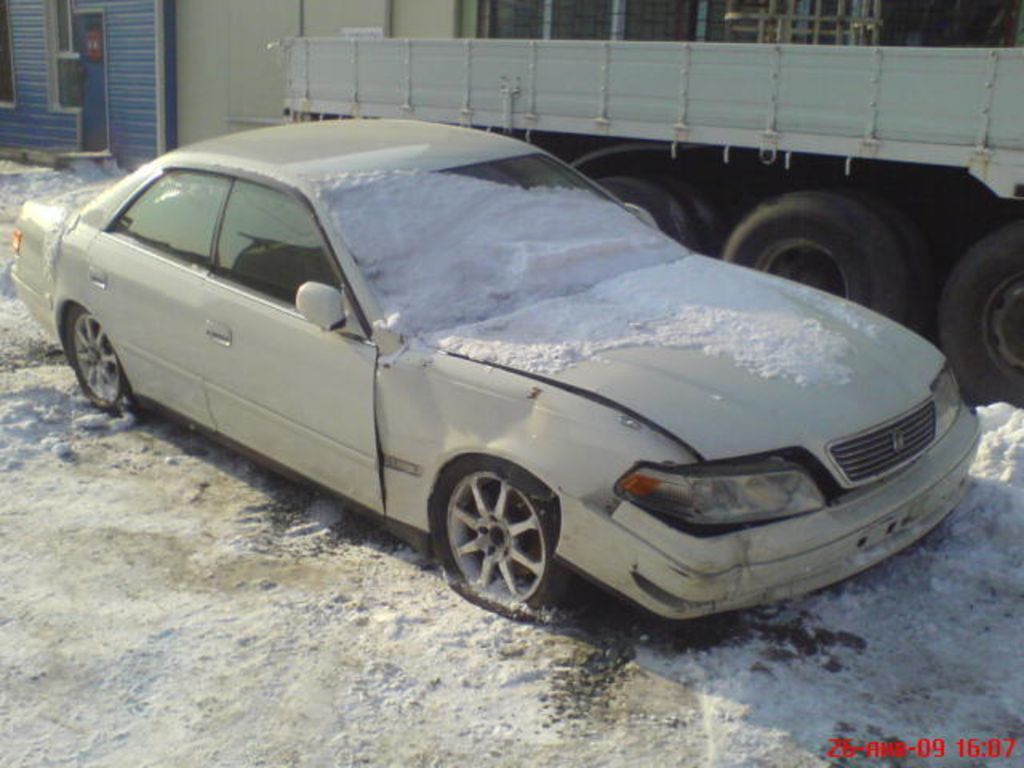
[176,0,465,147]
[393,0,460,38]
[303,0,388,33]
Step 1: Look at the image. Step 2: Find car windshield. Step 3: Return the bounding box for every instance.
[312,158,686,337]
[441,154,602,195]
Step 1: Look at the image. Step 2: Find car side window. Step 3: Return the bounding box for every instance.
[215,180,339,305]
[113,171,231,265]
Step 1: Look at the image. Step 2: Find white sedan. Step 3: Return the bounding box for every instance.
[11,120,979,618]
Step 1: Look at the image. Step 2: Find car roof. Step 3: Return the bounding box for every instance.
[160,120,533,183]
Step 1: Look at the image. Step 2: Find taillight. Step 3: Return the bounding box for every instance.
[12,228,22,255]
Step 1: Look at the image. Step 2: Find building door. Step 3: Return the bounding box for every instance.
[73,11,108,151]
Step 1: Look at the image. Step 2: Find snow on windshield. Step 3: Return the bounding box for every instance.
[314,171,856,386]
[313,171,682,333]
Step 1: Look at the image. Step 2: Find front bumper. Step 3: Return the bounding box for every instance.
[557,405,980,619]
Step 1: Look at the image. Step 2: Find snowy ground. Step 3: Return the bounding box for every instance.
[2,163,1023,767]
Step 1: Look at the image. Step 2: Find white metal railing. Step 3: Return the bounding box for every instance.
[283,37,1024,198]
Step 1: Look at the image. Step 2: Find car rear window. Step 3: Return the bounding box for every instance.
[112,171,230,265]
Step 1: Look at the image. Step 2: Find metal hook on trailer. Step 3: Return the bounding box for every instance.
[759,131,779,166]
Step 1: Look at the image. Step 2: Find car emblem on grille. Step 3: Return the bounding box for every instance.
[891,428,906,452]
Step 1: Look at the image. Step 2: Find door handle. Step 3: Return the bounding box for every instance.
[88,266,108,289]
[205,320,232,347]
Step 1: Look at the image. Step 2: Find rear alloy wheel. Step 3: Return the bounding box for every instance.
[939,221,1024,406]
[432,458,572,610]
[66,306,128,412]
[723,190,912,324]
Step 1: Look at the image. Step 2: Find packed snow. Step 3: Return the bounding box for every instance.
[316,172,857,385]
[431,259,857,384]
[3,161,1024,766]
[313,171,682,332]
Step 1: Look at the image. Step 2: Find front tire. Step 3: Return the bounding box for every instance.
[65,305,128,412]
[431,456,572,610]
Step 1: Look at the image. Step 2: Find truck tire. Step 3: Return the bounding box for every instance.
[597,176,706,252]
[722,190,911,324]
[660,177,728,256]
[833,190,936,334]
[939,221,1024,406]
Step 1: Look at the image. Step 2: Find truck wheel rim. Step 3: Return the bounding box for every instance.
[987,275,1024,371]
[446,471,548,602]
[73,314,121,404]
[760,239,848,298]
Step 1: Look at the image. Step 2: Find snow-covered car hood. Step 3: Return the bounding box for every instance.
[313,168,944,465]
[550,325,940,462]
[432,257,945,464]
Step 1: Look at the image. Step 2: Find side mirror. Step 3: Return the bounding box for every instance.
[296,281,346,331]
[623,202,658,230]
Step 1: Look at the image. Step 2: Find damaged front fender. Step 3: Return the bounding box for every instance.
[374,345,697,544]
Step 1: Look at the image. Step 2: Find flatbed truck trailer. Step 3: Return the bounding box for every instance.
[282,37,1024,405]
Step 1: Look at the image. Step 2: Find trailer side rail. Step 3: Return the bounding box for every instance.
[283,38,1024,198]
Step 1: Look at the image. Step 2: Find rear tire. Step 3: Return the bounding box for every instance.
[430,455,573,611]
[660,176,728,256]
[939,221,1024,406]
[723,190,912,324]
[64,305,129,413]
[833,190,936,333]
[597,175,706,252]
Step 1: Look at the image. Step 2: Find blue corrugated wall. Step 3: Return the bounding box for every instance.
[0,0,79,152]
[76,0,158,166]
[0,0,162,167]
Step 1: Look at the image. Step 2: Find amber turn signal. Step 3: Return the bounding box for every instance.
[619,473,662,497]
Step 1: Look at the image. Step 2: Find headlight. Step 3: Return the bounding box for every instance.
[615,459,825,526]
[931,364,961,438]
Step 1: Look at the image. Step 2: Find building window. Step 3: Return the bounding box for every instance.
[481,1,716,41]
[484,0,544,38]
[0,0,14,103]
[626,0,697,41]
[50,0,81,108]
[551,0,612,40]
[881,0,1018,47]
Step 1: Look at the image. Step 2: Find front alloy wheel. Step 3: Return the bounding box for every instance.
[447,471,549,602]
[433,458,575,611]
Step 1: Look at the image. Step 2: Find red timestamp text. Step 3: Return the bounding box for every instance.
[826,737,1017,760]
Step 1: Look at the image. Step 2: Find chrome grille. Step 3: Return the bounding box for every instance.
[828,401,936,483]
